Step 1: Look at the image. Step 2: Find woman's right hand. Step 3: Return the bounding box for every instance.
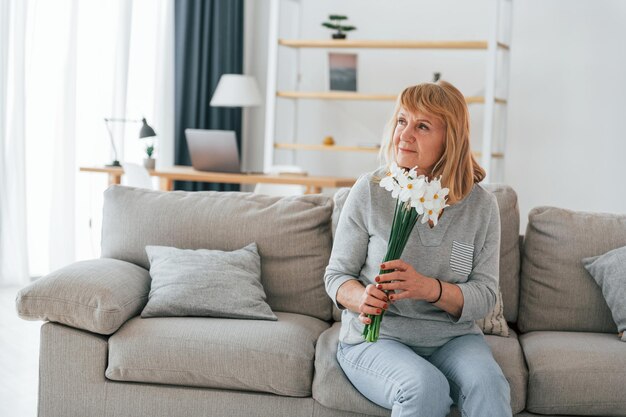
[358,284,389,325]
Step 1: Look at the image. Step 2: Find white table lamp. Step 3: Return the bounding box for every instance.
[210,74,262,107]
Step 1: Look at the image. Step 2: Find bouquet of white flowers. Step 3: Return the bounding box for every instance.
[363,162,449,342]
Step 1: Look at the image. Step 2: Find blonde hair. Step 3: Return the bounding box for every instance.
[378,80,485,204]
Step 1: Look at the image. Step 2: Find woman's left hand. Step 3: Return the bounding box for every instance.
[374,259,436,302]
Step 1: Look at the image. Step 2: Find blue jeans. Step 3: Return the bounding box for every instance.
[337,333,512,417]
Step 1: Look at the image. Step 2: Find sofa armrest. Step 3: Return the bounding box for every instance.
[16,258,151,335]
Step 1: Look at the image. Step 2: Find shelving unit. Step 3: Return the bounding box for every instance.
[264,0,513,182]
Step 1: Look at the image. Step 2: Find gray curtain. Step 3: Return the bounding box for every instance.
[174,0,244,191]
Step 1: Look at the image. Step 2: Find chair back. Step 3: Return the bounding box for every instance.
[122,163,154,189]
[254,165,307,196]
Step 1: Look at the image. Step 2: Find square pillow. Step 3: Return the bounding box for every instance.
[583,245,626,341]
[475,288,509,337]
[141,242,277,321]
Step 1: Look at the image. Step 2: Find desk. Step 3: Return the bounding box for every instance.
[79,165,356,194]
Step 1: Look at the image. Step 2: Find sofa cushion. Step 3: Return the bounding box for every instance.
[312,323,387,417]
[312,322,527,415]
[518,207,626,333]
[482,184,521,324]
[16,258,150,335]
[100,186,334,321]
[106,312,329,397]
[520,331,626,416]
[141,243,277,321]
[485,328,528,414]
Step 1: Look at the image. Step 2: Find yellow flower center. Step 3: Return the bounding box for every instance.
[434,194,439,199]
[428,210,433,215]
[420,197,425,203]
[407,184,413,189]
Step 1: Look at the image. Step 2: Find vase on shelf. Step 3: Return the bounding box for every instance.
[143,158,156,170]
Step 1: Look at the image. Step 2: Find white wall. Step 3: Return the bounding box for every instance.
[505,1,626,231]
[244,0,626,231]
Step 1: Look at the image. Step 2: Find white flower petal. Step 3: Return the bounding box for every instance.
[396,173,408,187]
[399,188,411,202]
[380,175,396,191]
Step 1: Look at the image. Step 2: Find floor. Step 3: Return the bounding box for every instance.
[0,286,40,417]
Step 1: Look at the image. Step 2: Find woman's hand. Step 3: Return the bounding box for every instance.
[335,280,388,324]
[357,284,389,325]
[375,259,438,302]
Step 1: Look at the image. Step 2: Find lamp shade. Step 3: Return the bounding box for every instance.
[139,118,157,138]
[210,74,262,107]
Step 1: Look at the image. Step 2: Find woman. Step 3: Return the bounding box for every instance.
[324,80,512,417]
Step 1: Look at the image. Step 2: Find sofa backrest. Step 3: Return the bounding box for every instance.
[101,186,335,321]
[517,206,626,333]
[482,184,521,324]
[331,183,521,324]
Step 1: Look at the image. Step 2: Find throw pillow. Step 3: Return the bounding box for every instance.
[141,243,277,321]
[583,245,626,341]
[475,288,509,337]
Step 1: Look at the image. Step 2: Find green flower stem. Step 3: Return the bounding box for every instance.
[363,200,420,342]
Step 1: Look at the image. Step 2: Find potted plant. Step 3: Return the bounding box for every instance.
[143,142,156,170]
[322,15,356,39]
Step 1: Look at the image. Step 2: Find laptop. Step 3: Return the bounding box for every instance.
[185,129,261,174]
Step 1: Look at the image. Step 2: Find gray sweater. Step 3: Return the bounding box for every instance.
[324,167,500,355]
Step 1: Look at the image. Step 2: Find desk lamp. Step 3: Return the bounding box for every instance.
[104,118,157,167]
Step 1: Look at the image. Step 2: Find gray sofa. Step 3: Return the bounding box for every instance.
[16,184,626,417]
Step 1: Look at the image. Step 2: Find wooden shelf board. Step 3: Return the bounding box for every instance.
[278,39,510,50]
[474,151,505,159]
[275,143,380,153]
[277,91,507,104]
[275,143,504,159]
[277,91,395,101]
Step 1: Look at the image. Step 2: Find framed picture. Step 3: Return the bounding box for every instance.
[328,52,357,92]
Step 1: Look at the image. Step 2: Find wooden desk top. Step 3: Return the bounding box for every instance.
[79,165,357,188]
